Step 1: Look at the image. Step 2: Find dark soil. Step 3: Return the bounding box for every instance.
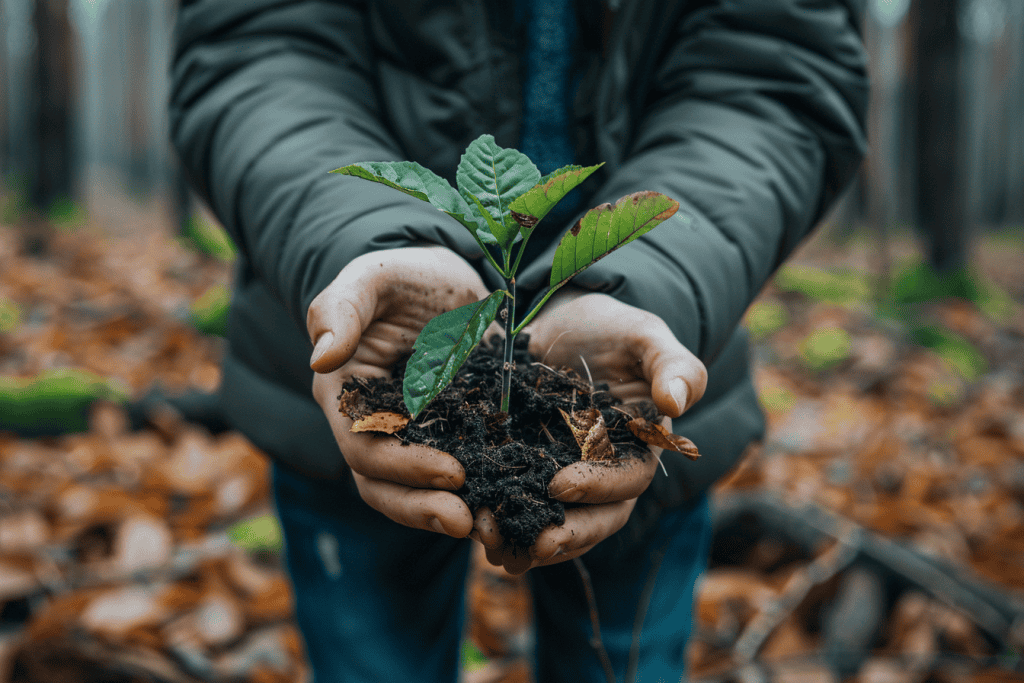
[338,335,658,547]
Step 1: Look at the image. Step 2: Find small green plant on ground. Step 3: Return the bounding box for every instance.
[181,216,237,263]
[190,283,231,337]
[332,134,685,418]
[227,512,284,553]
[0,368,129,435]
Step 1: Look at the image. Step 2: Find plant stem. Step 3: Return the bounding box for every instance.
[500,277,516,413]
[510,231,531,276]
[480,244,507,279]
[512,284,562,336]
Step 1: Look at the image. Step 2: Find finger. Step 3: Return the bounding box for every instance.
[307,275,376,374]
[547,455,659,504]
[638,322,708,418]
[313,375,466,488]
[353,473,474,538]
[334,417,465,490]
[530,500,634,562]
[472,507,503,549]
[484,543,505,568]
[498,545,535,575]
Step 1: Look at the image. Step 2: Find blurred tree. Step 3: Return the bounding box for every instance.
[0,1,8,183]
[25,0,76,216]
[913,0,967,273]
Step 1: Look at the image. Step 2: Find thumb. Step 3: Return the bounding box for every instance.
[640,325,707,419]
[306,277,376,374]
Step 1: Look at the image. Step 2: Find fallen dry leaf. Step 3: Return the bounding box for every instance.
[79,586,169,638]
[558,407,614,461]
[626,417,700,460]
[0,509,50,554]
[109,514,174,575]
[350,411,410,435]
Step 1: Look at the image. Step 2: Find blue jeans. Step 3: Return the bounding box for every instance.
[272,462,712,683]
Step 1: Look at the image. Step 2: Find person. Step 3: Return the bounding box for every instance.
[170,1,868,681]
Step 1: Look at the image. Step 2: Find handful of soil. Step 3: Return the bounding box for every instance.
[337,335,697,547]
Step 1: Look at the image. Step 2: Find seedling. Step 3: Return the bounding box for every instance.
[331,134,683,418]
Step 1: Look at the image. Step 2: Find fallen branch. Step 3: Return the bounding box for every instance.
[713,491,1024,645]
[732,529,859,663]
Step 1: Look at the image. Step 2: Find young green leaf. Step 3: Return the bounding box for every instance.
[331,161,482,236]
[468,193,514,249]
[550,191,680,289]
[508,163,603,239]
[456,135,540,248]
[404,291,505,418]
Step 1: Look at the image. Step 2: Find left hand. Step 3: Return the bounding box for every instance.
[471,288,708,574]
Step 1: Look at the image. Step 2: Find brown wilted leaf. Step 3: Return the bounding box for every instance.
[0,508,50,553]
[350,411,410,435]
[338,388,410,433]
[627,417,700,460]
[79,586,169,638]
[558,407,614,461]
[338,389,365,419]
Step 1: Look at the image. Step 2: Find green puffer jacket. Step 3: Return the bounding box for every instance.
[170,0,868,510]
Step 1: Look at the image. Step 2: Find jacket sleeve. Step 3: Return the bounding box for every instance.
[169,0,484,332]
[520,0,869,364]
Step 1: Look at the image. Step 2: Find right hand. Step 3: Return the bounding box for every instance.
[306,246,491,538]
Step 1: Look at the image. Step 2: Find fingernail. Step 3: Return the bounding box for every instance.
[429,518,448,535]
[536,545,563,561]
[430,475,458,491]
[310,331,334,366]
[551,485,584,503]
[669,377,688,414]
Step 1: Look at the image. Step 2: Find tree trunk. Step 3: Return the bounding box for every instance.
[913,0,967,272]
[26,0,76,213]
[0,1,9,183]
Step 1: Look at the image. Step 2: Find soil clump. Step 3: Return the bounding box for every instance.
[337,335,659,547]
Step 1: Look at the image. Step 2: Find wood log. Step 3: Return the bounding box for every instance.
[713,491,1024,645]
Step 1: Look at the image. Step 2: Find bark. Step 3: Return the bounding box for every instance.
[913,0,968,271]
[26,0,76,213]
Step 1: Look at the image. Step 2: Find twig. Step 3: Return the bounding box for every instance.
[530,361,560,375]
[713,491,1024,642]
[574,557,617,683]
[540,422,557,444]
[579,355,594,389]
[732,530,859,663]
[481,451,525,470]
[541,331,572,363]
[625,543,669,683]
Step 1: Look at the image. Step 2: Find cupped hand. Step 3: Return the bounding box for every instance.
[306,246,493,538]
[472,288,708,574]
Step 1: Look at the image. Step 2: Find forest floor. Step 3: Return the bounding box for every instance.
[0,192,1022,683]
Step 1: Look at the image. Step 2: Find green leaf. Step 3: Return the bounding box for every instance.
[550,192,679,289]
[460,640,489,672]
[799,326,852,371]
[0,368,129,436]
[468,193,513,249]
[744,299,788,341]
[190,284,231,337]
[181,216,237,263]
[0,298,20,333]
[456,135,540,249]
[775,265,873,306]
[227,513,283,553]
[911,325,987,380]
[404,291,505,418]
[508,163,603,239]
[331,161,482,236]
[538,164,584,186]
